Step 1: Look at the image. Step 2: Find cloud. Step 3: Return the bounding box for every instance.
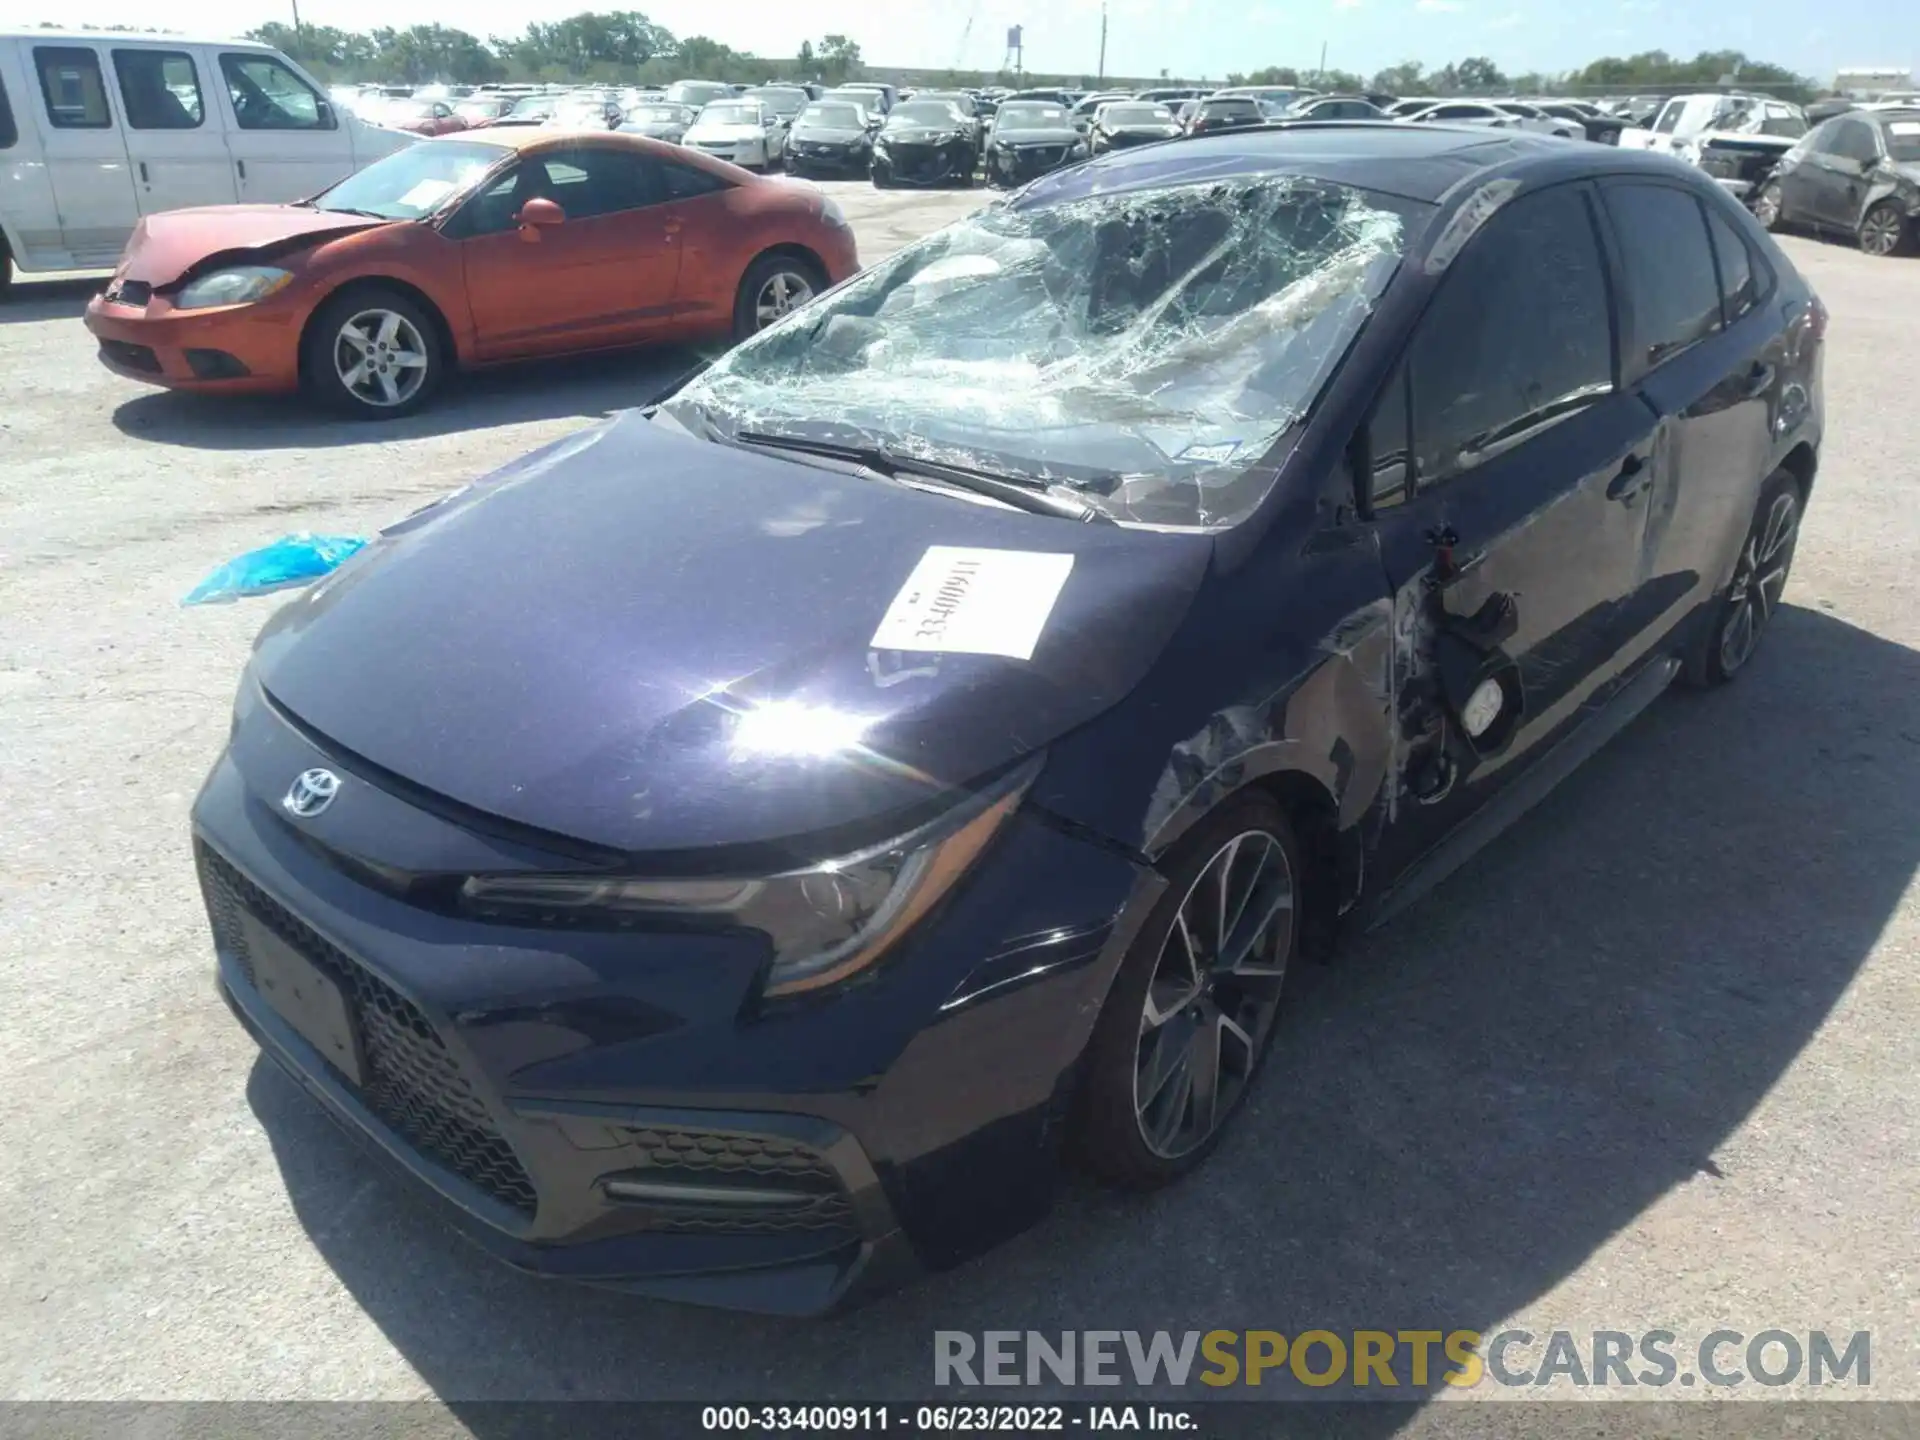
[1416,0,1465,10]
[1336,0,1362,9]
[1487,7,1523,26]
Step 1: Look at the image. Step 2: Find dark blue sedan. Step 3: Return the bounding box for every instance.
[193,123,1825,1314]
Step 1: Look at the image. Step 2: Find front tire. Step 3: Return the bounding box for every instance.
[302,287,444,420]
[731,251,826,341]
[1684,468,1803,687]
[1073,793,1300,1190]
[1859,200,1916,257]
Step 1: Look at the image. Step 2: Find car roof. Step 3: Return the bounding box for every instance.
[13,27,275,48]
[1025,121,1709,206]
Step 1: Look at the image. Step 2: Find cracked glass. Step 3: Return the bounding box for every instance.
[664,175,1423,530]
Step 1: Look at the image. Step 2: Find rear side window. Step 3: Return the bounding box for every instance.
[114,50,204,129]
[220,53,332,130]
[1830,118,1880,162]
[0,73,15,148]
[1706,208,1761,323]
[661,163,729,200]
[1604,183,1723,367]
[35,47,112,128]
[1406,185,1615,484]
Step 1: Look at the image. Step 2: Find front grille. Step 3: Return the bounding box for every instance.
[612,1125,857,1237]
[199,846,539,1218]
[98,338,160,373]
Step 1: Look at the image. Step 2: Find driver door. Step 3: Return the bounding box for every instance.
[456,146,685,361]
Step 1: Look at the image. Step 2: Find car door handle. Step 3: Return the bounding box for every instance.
[138,161,149,183]
[1606,453,1652,502]
[1739,362,1775,398]
[236,159,246,180]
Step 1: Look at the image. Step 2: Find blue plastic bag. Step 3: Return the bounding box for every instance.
[182,533,368,606]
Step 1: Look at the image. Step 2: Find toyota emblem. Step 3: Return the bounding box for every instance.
[283,768,340,819]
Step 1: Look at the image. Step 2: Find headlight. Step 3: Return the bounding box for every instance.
[174,265,293,310]
[460,758,1038,999]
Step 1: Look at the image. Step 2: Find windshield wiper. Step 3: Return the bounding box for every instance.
[733,430,1110,523]
[315,206,392,220]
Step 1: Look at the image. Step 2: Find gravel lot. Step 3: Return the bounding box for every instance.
[2,181,1917,1414]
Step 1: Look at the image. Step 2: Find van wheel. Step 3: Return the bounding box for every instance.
[732,253,825,341]
[1072,793,1300,1190]
[303,287,444,419]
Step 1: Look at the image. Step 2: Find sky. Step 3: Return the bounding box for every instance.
[0,0,1906,87]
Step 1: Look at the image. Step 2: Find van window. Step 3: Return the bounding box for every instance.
[1406,186,1615,485]
[114,50,204,129]
[35,47,113,129]
[1603,183,1723,367]
[220,53,333,130]
[0,73,15,149]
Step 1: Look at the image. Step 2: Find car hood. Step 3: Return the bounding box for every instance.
[883,127,966,143]
[993,126,1080,144]
[1104,124,1181,138]
[793,125,866,142]
[113,205,385,286]
[252,412,1213,855]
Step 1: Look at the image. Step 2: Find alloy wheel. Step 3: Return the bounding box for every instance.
[1860,205,1903,257]
[1133,830,1293,1159]
[1718,490,1799,676]
[333,308,429,409]
[754,271,814,329]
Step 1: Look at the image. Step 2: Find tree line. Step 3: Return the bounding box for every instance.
[42,18,1819,103]
[241,12,866,87]
[1232,50,1817,104]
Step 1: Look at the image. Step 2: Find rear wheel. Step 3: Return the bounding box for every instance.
[1073,793,1300,1189]
[1752,180,1785,231]
[731,252,825,341]
[303,287,444,419]
[1858,200,1916,257]
[1684,469,1802,687]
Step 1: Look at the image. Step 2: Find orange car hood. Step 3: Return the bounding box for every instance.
[118,205,388,286]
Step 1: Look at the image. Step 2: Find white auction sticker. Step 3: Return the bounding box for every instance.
[870,547,1075,661]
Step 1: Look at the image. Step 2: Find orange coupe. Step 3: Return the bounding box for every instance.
[85,130,860,418]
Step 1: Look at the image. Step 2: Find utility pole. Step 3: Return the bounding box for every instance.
[1317,41,1327,84]
[291,0,303,35]
[1098,2,1107,83]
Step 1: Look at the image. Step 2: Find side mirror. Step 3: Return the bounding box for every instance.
[515,197,565,237]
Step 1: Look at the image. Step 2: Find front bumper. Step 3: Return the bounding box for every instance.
[788,143,871,175]
[84,291,302,393]
[988,143,1080,185]
[872,141,976,186]
[192,700,1152,1313]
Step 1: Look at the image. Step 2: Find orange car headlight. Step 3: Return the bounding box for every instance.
[174,266,294,310]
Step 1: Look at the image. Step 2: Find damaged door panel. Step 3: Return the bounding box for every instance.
[1362,181,1661,878]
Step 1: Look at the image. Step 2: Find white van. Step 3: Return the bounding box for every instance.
[0,29,414,287]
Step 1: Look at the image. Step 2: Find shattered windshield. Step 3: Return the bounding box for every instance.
[663,175,1421,530]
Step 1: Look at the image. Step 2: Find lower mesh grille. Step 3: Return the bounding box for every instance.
[199,846,539,1218]
[613,1126,857,1237]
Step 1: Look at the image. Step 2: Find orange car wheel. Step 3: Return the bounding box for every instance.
[302,285,446,420]
[732,252,827,343]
